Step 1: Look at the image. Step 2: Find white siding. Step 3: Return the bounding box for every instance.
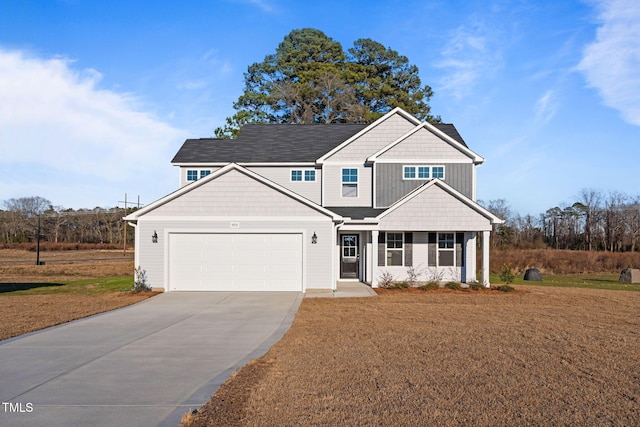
[323,163,372,207]
[379,127,471,161]
[247,166,321,204]
[379,184,492,231]
[148,169,323,217]
[326,114,416,161]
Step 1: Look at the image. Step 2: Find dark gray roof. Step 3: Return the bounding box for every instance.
[171,122,466,164]
[434,124,467,147]
[326,207,387,219]
[172,124,367,163]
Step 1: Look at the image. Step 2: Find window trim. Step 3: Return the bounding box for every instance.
[402,165,445,180]
[385,232,404,266]
[290,169,316,182]
[341,168,359,198]
[186,170,198,181]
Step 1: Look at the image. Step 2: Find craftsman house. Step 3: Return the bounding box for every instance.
[124,108,502,292]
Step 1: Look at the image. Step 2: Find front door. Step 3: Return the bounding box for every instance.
[340,234,359,279]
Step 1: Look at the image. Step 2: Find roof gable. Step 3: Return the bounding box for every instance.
[124,163,341,220]
[377,179,502,229]
[368,122,484,164]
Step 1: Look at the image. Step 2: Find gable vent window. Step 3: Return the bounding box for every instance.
[403,165,444,180]
[341,168,358,197]
[291,169,316,182]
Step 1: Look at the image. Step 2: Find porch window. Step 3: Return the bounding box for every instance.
[386,232,403,266]
[342,168,358,197]
[438,233,455,266]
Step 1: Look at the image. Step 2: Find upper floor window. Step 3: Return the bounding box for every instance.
[342,168,358,197]
[291,169,316,182]
[187,170,198,181]
[200,170,211,179]
[403,165,445,180]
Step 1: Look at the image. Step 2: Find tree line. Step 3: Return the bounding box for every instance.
[0,196,133,246]
[483,189,640,252]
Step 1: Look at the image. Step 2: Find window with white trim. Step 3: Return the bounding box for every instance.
[291,169,316,182]
[187,170,198,181]
[342,168,358,197]
[403,165,444,180]
[386,232,403,266]
[200,170,211,179]
[438,233,455,266]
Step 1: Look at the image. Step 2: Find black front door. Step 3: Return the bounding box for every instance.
[340,234,359,279]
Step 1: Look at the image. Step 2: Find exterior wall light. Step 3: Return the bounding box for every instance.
[152,231,158,243]
[311,232,318,244]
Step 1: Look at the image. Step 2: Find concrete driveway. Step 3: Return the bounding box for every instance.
[0,292,302,427]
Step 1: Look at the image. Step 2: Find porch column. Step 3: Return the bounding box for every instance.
[371,230,379,288]
[482,230,491,287]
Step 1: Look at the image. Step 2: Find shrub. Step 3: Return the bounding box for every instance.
[391,281,410,289]
[444,281,462,290]
[499,264,515,284]
[496,284,515,292]
[378,271,395,288]
[418,282,440,291]
[406,265,422,287]
[425,268,445,284]
[468,281,485,290]
[133,266,151,292]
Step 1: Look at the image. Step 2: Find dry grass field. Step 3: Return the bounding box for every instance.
[183,287,640,427]
[0,249,153,341]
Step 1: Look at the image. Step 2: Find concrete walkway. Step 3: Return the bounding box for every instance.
[304,281,378,298]
[0,292,302,427]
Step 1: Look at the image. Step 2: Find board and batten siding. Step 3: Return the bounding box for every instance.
[136,219,334,291]
[325,114,416,161]
[378,127,471,161]
[378,184,492,231]
[247,166,321,204]
[323,163,372,207]
[375,163,473,207]
[147,170,324,218]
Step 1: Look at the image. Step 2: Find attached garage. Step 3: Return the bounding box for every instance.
[168,232,303,291]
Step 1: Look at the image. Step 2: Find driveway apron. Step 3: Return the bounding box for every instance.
[0,292,302,427]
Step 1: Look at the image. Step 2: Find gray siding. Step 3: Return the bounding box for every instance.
[326,114,416,161]
[247,166,321,204]
[376,163,473,207]
[323,163,372,207]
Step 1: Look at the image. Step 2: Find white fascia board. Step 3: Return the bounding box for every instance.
[172,162,229,167]
[316,107,421,164]
[373,158,473,164]
[367,122,485,164]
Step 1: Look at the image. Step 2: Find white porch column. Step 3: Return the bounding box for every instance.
[371,230,379,288]
[482,230,491,287]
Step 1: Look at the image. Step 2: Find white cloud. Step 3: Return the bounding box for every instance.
[434,21,503,99]
[535,90,557,124]
[0,48,184,208]
[578,0,640,126]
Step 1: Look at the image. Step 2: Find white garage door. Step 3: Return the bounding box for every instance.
[169,233,303,291]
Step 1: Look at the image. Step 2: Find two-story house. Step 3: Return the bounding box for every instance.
[124,108,502,292]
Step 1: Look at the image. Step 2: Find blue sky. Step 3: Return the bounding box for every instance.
[1,0,638,216]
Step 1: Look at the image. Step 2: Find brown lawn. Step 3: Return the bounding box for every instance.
[183,287,640,427]
[0,249,154,341]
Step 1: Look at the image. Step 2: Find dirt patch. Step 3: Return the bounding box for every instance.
[0,249,154,341]
[184,286,640,426]
[0,292,153,341]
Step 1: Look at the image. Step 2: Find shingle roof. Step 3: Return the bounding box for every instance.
[171,124,367,163]
[171,122,466,164]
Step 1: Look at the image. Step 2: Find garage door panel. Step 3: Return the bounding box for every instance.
[169,233,302,291]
